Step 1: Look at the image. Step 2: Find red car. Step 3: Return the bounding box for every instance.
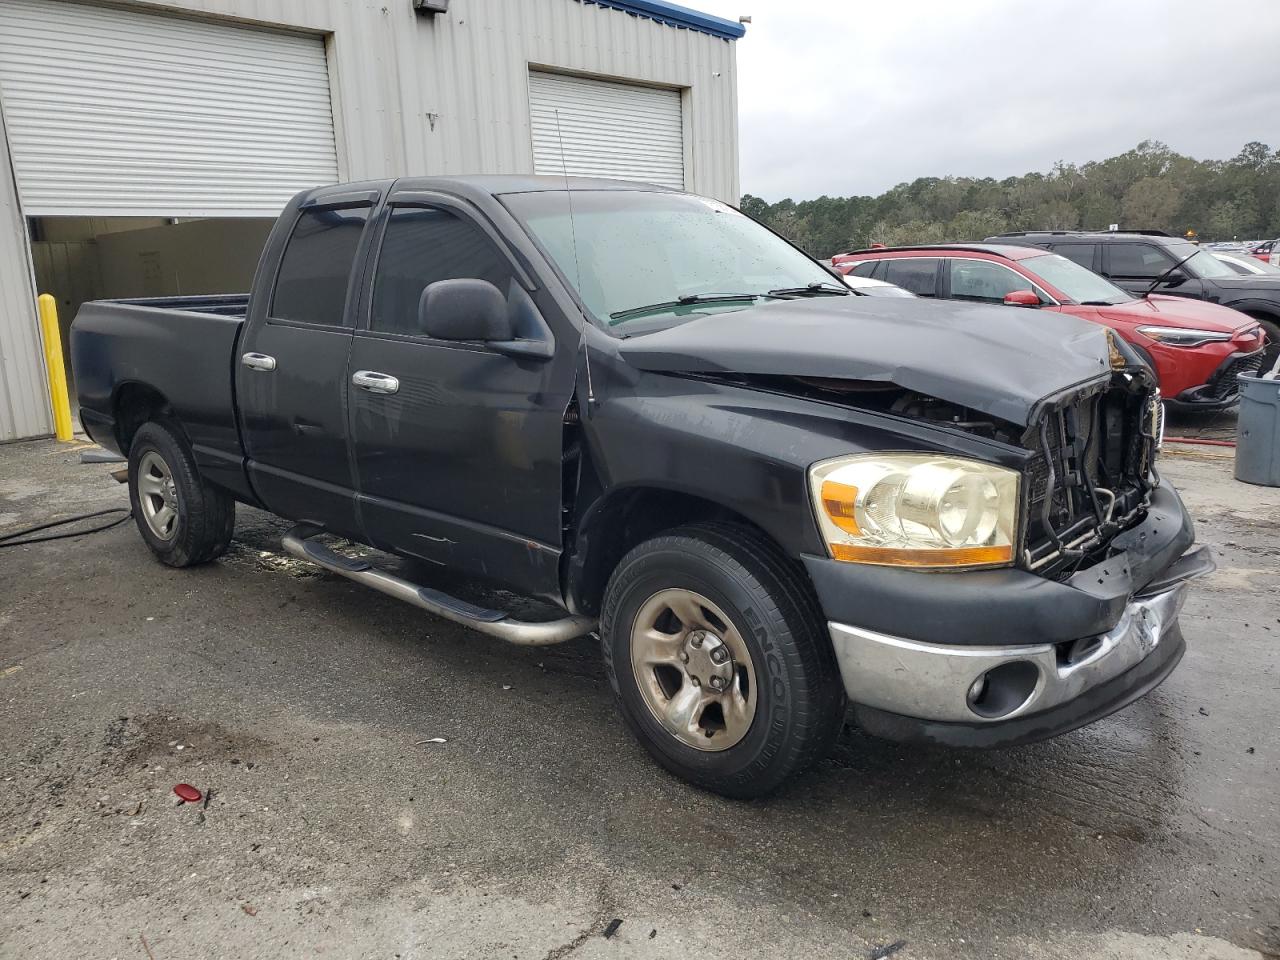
[1249,239,1277,263]
[832,244,1266,409]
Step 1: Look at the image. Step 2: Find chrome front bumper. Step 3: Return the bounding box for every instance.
[829,582,1187,724]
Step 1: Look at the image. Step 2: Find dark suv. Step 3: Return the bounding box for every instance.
[990,230,1280,365]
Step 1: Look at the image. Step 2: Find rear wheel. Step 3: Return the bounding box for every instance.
[128,421,235,567]
[600,522,845,798]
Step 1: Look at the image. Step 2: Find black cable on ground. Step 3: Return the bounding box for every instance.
[0,507,132,548]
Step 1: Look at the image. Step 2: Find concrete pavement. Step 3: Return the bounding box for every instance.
[1,437,1277,960]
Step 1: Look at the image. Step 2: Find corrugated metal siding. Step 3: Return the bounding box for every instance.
[0,96,50,441]
[0,0,339,217]
[529,72,684,188]
[101,0,739,202]
[0,0,738,439]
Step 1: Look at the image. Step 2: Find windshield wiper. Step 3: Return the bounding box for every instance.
[768,282,850,297]
[608,293,771,324]
[1143,252,1198,298]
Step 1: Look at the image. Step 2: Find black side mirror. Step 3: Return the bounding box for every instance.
[1162,271,1187,288]
[419,279,512,341]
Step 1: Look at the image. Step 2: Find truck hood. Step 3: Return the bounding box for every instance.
[617,297,1112,426]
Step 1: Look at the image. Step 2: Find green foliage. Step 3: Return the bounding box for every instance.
[742,141,1280,257]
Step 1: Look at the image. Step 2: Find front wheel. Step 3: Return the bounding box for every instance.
[1252,316,1280,373]
[600,523,845,798]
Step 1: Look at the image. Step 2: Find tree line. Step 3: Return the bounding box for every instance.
[739,140,1280,259]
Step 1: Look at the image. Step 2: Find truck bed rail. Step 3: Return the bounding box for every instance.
[108,294,250,317]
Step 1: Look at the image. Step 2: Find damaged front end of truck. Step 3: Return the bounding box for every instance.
[589,295,1213,747]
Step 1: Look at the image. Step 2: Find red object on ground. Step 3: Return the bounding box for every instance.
[173,783,202,804]
[832,245,1265,407]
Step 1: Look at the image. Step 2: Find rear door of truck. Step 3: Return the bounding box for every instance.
[235,185,386,538]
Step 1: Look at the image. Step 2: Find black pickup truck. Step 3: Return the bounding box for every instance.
[71,176,1213,797]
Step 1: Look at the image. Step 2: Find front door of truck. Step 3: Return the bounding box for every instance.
[346,195,577,600]
[237,193,380,538]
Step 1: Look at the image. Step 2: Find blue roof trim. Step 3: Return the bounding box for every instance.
[579,0,746,40]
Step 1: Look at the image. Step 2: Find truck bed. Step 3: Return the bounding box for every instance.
[107,293,251,318]
[70,295,250,496]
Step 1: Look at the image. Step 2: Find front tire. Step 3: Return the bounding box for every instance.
[600,522,845,798]
[1251,316,1280,372]
[128,421,235,567]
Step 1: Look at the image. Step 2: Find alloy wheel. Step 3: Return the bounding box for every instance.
[629,588,758,751]
[136,450,179,541]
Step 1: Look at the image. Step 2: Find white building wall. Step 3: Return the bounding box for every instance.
[0,0,741,440]
[0,95,47,441]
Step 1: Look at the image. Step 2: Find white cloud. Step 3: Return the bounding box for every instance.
[693,0,1280,199]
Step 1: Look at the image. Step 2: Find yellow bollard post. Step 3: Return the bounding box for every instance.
[37,294,74,441]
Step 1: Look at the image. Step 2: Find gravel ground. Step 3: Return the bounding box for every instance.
[1,435,1277,960]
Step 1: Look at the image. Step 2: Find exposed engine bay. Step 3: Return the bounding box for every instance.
[791,376,1024,445]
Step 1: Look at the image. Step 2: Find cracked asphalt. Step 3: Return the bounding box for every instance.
[1,432,1277,960]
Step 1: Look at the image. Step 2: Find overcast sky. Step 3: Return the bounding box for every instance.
[693,0,1280,201]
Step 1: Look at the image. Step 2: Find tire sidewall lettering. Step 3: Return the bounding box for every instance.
[743,605,787,706]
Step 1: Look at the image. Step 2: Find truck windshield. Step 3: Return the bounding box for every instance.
[503,189,841,333]
[1023,252,1134,305]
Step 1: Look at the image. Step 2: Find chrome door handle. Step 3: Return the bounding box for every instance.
[352,370,400,395]
[241,352,277,372]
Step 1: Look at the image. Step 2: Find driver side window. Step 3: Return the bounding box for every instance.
[370,206,516,336]
[948,260,1035,304]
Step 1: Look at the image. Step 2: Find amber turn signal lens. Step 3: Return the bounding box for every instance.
[820,480,861,535]
[829,543,1014,568]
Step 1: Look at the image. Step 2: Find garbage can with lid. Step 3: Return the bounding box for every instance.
[1235,373,1280,487]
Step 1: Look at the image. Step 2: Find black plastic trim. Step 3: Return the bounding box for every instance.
[416,586,506,623]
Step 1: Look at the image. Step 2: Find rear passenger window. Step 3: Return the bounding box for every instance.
[371,207,516,336]
[272,206,371,326]
[882,258,939,297]
[847,260,879,278]
[1051,243,1096,270]
[1109,243,1175,279]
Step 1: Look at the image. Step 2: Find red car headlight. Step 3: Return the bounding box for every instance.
[1136,325,1233,348]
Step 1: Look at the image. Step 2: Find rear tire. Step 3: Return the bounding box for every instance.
[600,522,845,798]
[128,421,235,567]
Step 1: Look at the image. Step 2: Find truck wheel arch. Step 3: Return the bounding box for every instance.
[113,382,173,454]
[566,485,809,617]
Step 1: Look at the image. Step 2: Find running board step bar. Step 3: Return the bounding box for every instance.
[282,523,596,646]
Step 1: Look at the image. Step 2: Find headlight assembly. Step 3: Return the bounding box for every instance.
[1136,325,1232,348]
[809,453,1020,568]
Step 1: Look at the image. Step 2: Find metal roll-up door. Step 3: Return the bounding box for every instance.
[529,72,685,190]
[0,0,339,217]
